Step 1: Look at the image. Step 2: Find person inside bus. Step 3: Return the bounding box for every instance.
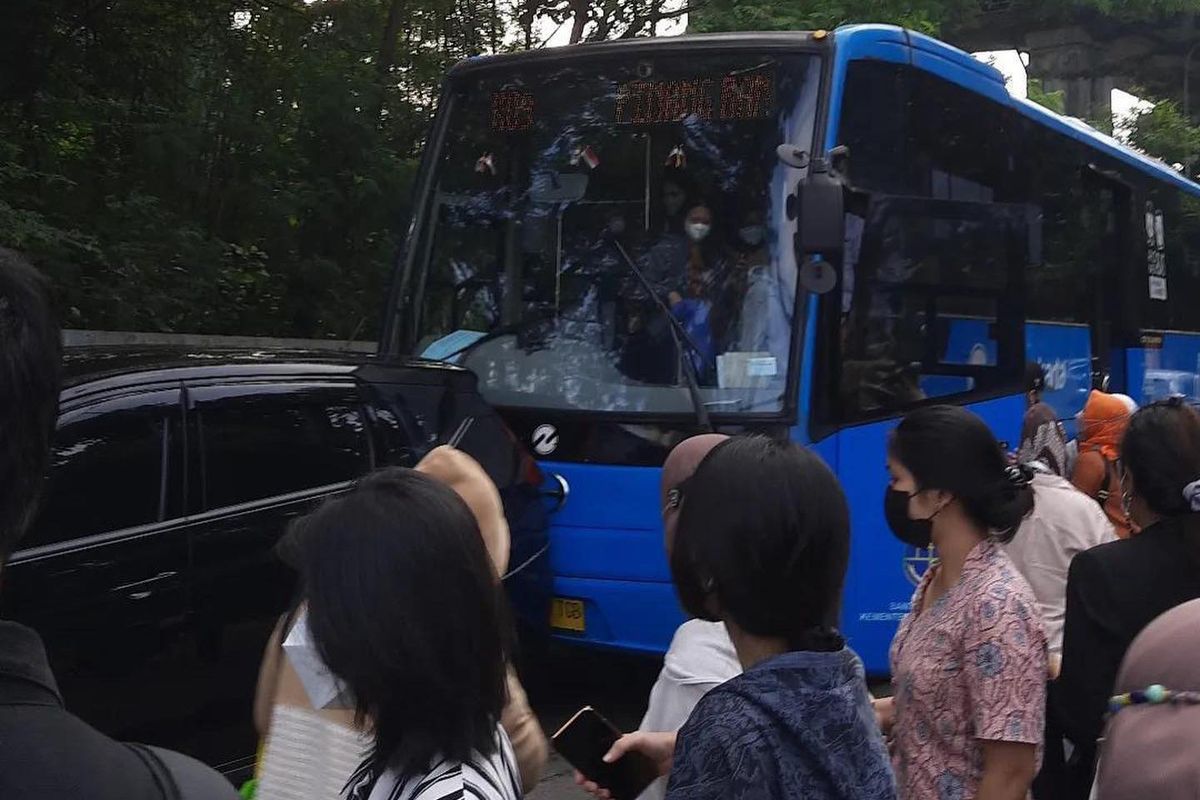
[1091,598,1200,800]
[1055,398,1200,800]
[874,405,1046,800]
[711,202,770,353]
[578,436,897,800]
[1071,389,1135,537]
[622,434,742,800]
[665,205,725,379]
[289,467,522,800]
[1005,403,1116,799]
[618,170,699,384]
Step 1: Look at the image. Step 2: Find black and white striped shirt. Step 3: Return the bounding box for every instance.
[343,726,521,800]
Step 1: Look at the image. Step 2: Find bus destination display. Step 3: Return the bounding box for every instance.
[615,72,773,125]
[488,71,773,131]
[491,89,535,132]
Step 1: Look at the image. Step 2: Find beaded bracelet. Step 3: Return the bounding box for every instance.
[1108,684,1200,716]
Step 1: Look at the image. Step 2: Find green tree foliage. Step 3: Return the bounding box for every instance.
[1026,78,1067,115]
[1125,99,1200,169]
[0,0,489,338]
[688,0,973,34]
[5,0,1199,339]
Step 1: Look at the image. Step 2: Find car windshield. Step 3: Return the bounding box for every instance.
[410,51,821,415]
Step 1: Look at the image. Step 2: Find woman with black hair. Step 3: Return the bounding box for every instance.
[580,436,896,800]
[877,405,1046,800]
[293,468,521,800]
[1055,398,1200,800]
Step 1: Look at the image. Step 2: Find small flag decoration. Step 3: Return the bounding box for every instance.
[571,145,601,170]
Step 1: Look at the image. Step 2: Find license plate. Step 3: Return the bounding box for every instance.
[550,598,586,632]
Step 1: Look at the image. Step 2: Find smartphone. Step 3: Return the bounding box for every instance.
[552,706,659,800]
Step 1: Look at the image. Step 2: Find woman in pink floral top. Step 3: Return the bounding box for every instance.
[875,406,1047,800]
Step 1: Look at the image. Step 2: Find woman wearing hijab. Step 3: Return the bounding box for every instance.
[1056,398,1200,800]
[1092,598,1200,800]
[1017,402,1070,478]
[1008,404,1116,657]
[630,434,741,800]
[1071,390,1134,537]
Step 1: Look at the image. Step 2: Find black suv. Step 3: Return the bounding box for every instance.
[0,347,550,772]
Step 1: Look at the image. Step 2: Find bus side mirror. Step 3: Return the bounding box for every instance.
[786,162,844,258]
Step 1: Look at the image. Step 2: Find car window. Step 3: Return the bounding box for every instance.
[198,385,370,509]
[25,395,178,548]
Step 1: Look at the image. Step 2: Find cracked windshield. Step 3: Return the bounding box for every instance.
[414,53,821,414]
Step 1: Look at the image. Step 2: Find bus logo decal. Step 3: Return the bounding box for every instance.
[532,424,559,456]
[903,546,938,586]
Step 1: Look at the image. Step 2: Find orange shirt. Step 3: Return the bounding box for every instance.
[1071,450,1133,538]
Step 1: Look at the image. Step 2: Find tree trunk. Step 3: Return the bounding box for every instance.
[377,0,404,79]
[568,0,589,43]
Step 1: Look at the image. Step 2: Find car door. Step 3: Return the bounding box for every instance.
[183,380,374,649]
[1,387,189,729]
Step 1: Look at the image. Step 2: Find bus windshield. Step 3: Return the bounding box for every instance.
[410,51,821,416]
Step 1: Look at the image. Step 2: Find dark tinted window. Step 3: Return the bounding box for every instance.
[25,396,176,548]
[839,201,1024,419]
[198,385,370,509]
[839,60,1111,327]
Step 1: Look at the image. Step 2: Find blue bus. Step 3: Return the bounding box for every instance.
[381,25,1200,673]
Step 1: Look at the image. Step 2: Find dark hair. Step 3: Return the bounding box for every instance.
[295,468,509,772]
[1122,398,1200,517]
[671,436,848,652]
[0,249,61,560]
[1024,362,1046,395]
[890,405,1033,542]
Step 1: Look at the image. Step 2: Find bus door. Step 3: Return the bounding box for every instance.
[1080,167,1132,391]
[827,194,1029,674]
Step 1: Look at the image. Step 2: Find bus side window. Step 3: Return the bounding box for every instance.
[835,199,1025,421]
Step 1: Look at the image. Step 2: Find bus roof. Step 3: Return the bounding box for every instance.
[446,25,1199,198]
[834,24,1200,198]
[445,30,825,77]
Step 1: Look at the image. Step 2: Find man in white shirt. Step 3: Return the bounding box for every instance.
[634,434,742,800]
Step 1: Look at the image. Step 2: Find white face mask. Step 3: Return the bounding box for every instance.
[686,222,711,242]
[283,610,355,710]
[739,225,765,245]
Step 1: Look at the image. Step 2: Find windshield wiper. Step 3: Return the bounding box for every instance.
[606,235,713,432]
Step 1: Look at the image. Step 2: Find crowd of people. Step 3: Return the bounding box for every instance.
[2,248,1200,800]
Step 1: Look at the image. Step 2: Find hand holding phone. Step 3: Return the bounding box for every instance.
[553,707,665,800]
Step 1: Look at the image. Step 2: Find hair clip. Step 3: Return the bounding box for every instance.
[1004,464,1030,487]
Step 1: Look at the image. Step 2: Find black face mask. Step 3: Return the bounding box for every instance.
[884,487,933,548]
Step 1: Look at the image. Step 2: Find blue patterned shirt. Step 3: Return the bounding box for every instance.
[664,647,897,800]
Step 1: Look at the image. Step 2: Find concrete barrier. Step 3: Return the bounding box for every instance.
[62,329,377,353]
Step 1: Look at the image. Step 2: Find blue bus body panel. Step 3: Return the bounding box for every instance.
[544,461,686,652]
[1124,332,1200,406]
